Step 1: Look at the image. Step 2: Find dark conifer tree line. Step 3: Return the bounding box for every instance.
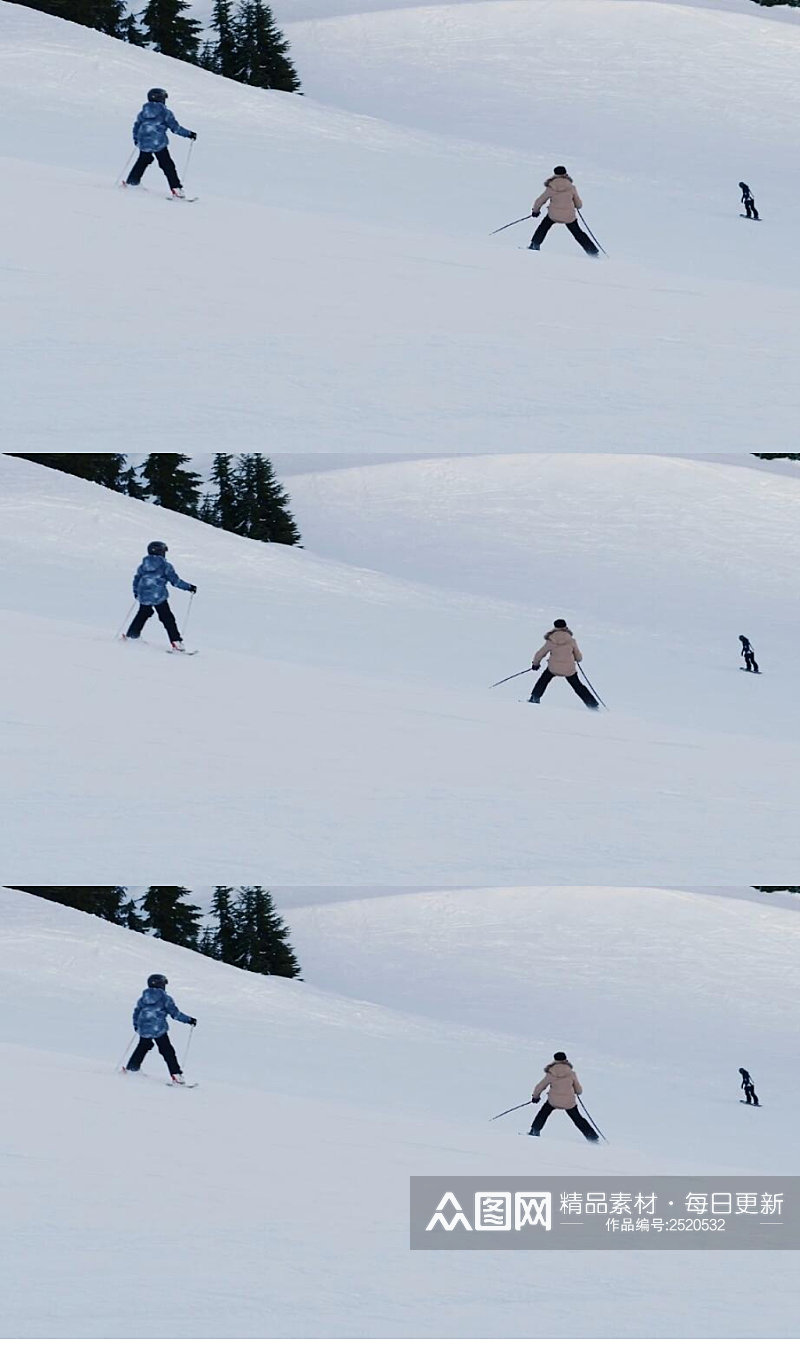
[12,886,301,977]
[8,452,300,546]
[17,0,300,91]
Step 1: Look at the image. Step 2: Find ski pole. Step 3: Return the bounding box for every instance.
[577,663,608,710]
[490,1098,532,1121]
[183,591,195,640]
[116,150,135,186]
[184,1024,195,1071]
[116,602,136,639]
[578,1099,607,1141]
[490,667,532,689]
[578,211,608,257]
[489,213,533,236]
[116,1035,136,1072]
[184,138,195,179]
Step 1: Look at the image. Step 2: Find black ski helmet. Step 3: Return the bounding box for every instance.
[148,88,168,103]
[147,540,168,556]
[553,165,568,176]
[553,618,568,629]
[147,973,168,989]
[553,1051,568,1061]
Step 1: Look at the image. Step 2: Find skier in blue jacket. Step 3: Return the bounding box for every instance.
[124,88,196,198]
[125,974,196,1083]
[125,540,196,651]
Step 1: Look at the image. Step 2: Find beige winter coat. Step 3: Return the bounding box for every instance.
[533,1061,583,1109]
[533,175,583,224]
[532,628,583,677]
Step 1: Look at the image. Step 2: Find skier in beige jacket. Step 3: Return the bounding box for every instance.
[530,619,598,708]
[530,1052,599,1140]
[529,166,598,255]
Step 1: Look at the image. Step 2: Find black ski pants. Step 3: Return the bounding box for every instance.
[530,667,599,708]
[743,1083,760,1105]
[530,1100,599,1140]
[743,200,759,220]
[127,148,182,191]
[743,651,760,673]
[127,600,182,644]
[530,215,599,256]
[126,1033,181,1075]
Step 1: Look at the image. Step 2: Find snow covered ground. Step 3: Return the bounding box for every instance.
[2,0,800,452]
[2,454,799,879]
[1,887,798,1338]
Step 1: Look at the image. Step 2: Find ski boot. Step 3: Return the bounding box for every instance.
[171,188,186,199]
[171,641,186,652]
[171,1073,186,1085]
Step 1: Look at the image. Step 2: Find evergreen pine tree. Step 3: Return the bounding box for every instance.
[233,453,301,544]
[233,0,301,92]
[123,464,148,499]
[9,453,128,490]
[12,886,128,922]
[232,887,301,976]
[120,896,149,930]
[209,0,241,78]
[122,11,148,44]
[209,453,241,530]
[20,0,127,36]
[140,453,202,514]
[210,886,240,963]
[138,887,202,946]
[140,0,201,61]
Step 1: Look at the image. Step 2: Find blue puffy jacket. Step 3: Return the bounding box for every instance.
[133,555,193,606]
[133,103,193,153]
[133,987,193,1039]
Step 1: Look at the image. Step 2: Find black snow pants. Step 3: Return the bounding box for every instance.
[743,199,759,220]
[127,601,182,644]
[529,667,599,708]
[126,1033,182,1076]
[530,1100,599,1140]
[743,1082,760,1105]
[127,147,182,191]
[743,650,759,673]
[530,215,598,256]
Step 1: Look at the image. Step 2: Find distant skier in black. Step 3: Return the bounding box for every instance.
[739,183,759,221]
[740,1067,759,1106]
[529,1051,599,1140]
[739,635,759,673]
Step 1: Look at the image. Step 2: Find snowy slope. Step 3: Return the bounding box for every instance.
[2,888,798,1338]
[2,2,800,452]
[4,453,798,880]
[2,454,799,879]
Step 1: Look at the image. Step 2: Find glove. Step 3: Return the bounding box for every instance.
[531,1096,540,1104]
[188,1017,197,1026]
[531,663,540,672]
[531,210,540,218]
[189,131,197,140]
[188,584,197,593]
